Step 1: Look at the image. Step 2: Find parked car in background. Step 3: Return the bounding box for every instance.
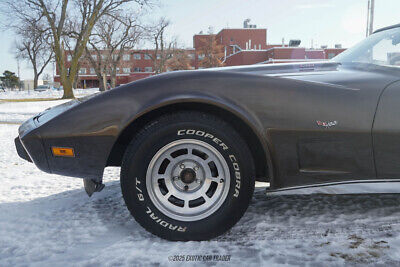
[15,23,400,241]
[34,85,50,92]
[51,86,62,91]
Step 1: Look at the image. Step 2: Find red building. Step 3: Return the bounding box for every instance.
[224,46,345,66]
[54,49,196,88]
[55,20,346,88]
[194,21,345,67]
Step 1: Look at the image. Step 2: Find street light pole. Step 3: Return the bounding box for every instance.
[366,0,370,37]
[368,0,375,36]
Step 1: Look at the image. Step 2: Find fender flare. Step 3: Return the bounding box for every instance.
[112,92,275,182]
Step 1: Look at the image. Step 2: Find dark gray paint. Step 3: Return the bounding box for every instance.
[373,80,400,178]
[16,61,400,190]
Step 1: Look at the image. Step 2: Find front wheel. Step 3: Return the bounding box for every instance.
[120,112,255,241]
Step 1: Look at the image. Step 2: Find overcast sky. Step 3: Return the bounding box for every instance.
[1,0,399,80]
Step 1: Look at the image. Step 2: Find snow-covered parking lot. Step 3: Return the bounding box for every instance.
[2,94,400,266]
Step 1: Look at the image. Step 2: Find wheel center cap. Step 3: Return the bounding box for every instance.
[180,168,196,184]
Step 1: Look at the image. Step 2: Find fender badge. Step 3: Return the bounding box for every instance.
[316,120,337,128]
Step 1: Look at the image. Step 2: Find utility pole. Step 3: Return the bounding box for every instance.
[366,0,370,37]
[369,0,375,36]
[366,0,375,36]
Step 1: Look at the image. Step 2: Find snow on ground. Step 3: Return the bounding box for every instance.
[0,100,69,124]
[0,88,98,100]
[2,98,400,266]
[0,88,97,124]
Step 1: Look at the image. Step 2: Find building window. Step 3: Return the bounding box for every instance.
[116,67,120,73]
[133,54,141,60]
[198,54,205,60]
[67,55,72,61]
[79,68,86,75]
[144,67,153,72]
[133,67,141,72]
[91,55,97,61]
[123,68,130,73]
[112,54,119,61]
[156,54,161,60]
[188,54,195,59]
[328,53,336,59]
[144,54,151,60]
[123,54,130,61]
[101,54,107,60]
[90,68,95,74]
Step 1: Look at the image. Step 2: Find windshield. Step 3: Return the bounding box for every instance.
[333,27,400,67]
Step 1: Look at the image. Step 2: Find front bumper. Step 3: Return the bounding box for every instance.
[15,117,50,173]
[14,137,31,162]
[15,100,82,174]
[14,98,112,180]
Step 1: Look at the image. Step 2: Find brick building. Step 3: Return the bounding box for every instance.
[54,49,196,88]
[55,20,346,88]
[194,21,345,67]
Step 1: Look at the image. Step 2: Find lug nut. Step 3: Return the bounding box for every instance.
[173,176,179,181]
[194,166,199,171]
[184,185,189,191]
[220,178,224,183]
[180,164,185,169]
[196,178,201,184]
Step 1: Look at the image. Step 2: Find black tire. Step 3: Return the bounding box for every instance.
[120,112,255,241]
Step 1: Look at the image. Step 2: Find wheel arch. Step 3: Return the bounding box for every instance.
[106,100,273,182]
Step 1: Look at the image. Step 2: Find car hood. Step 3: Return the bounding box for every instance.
[212,61,338,75]
[214,61,400,91]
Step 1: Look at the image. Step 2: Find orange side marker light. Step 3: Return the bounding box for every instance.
[52,147,75,157]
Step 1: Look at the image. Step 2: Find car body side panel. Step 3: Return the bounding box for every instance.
[22,63,400,189]
[35,73,274,180]
[262,84,376,188]
[264,65,396,188]
[373,80,400,178]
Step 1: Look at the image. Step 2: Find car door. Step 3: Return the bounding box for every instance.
[373,79,400,179]
[263,67,381,189]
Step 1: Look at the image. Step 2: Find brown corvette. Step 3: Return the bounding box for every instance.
[15,24,400,240]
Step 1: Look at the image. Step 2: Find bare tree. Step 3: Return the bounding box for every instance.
[197,29,224,69]
[85,11,142,90]
[4,0,150,99]
[107,14,142,88]
[84,43,109,91]
[166,49,192,71]
[42,73,52,81]
[15,21,53,89]
[146,18,176,74]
